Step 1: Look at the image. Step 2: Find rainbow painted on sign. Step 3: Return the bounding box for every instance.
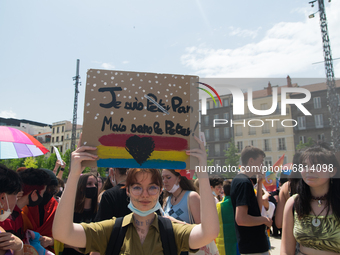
[97,133,188,169]
[197,82,223,107]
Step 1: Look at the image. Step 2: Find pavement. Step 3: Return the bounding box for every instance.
[269,235,281,255]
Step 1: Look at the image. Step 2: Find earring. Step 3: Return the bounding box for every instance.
[126,196,130,202]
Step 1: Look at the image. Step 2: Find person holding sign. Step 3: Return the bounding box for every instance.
[52,136,219,255]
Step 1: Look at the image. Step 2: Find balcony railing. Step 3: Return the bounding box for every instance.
[262,129,270,134]
[233,108,290,120]
[276,128,285,132]
[264,147,271,152]
[278,146,286,151]
[248,131,256,135]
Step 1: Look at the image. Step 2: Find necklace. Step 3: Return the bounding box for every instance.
[171,189,183,208]
[311,203,328,227]
[311,193,327,208]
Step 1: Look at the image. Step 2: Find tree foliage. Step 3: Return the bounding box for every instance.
[296,137,314,151]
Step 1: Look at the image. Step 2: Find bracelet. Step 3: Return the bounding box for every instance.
[60,168,65,171]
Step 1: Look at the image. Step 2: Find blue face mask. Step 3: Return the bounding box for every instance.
[128,200,162,217]
[212,191,217,196]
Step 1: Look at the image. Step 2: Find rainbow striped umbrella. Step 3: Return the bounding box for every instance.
[0,126,49,159]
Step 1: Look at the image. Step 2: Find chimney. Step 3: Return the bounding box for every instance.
[266,82,272,96]
[287,75,292,87]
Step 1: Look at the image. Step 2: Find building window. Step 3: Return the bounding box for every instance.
[206,101,210,110]
[315,114,323,128]
[62,126,64,132]
[77,132,80,138]
[67,134,69,139]
[297,116,306,130]
[215,159,221,166]
[249,126,256,135]
[223,98,229,107]
[224,127,230,138]
[318,133,325,141]
[52,137,54,143]
[237,141,243,152]
[57,127,60,133]
[224,143,230,151]
[204,116,209,126]
[264,139,271,151]
[262,122,270,134]
[250,140,256,147]
[278,138,286,150]
[276,123,285,132]
[215,144,220,156]
[236,126,243,136]
[261,103,268,110]
[213,101,220,108]
[214,114,219,119]
[61,136,64,142]
[214,128,220,140]
[204,129,210,141]
[60,146,63,153]
[66,143,69,150]
[56,136,59,142]
[52,128,55,134]
[313,97,321,109]
[265,157,272,167]
[299,136,306,144]
[223,112,229,120]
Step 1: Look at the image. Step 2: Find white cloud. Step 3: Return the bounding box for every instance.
[122,61,129,64]
[229,26,261,39]
[0,110,17,118]
[181,2,340,78]
[101,63,115,69]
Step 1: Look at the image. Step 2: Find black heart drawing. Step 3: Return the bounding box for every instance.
[125,136,155,165]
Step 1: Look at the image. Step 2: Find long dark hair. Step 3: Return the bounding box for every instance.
[74,174,98,214]
[295,146,340,220]
[162,169,197,204]
[289,151,302,196]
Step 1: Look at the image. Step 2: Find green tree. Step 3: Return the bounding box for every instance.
[296,137,314,151]
[223,139,240,179]
[23,157,38,168]
[0,158,25,170]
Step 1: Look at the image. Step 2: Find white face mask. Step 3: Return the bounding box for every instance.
[0,194,12,222]
[168,183,180,193]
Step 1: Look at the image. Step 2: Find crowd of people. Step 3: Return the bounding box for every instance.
[0,138,339,255]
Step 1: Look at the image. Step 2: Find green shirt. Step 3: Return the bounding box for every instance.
[80,213,197,255]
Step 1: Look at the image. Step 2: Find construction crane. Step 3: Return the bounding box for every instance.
[309,0,340,151]
[71,59,80,152]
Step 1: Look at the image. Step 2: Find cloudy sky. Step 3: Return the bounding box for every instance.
[0,0,339,125]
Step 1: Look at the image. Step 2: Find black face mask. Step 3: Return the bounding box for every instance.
[41,191,54,206]
[85,187,97,199]
[28,190,43,207]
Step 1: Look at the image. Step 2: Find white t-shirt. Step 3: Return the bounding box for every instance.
[261,201,275,219]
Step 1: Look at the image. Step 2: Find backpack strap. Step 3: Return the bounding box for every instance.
[158,216,177,255]
[105,217,127,255]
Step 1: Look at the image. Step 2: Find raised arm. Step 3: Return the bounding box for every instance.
[187,136,219,249]
[52,145,98,247]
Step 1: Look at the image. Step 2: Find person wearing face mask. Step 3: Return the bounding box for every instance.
[0,168,49,242]
[0,165,24,255]
[21,169,59,252]
[162,169,201,235]
[60,174,98,255]
[52,136,219,255]
[94,168,130,222]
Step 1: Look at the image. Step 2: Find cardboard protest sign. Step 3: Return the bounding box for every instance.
[81,69,200,169]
